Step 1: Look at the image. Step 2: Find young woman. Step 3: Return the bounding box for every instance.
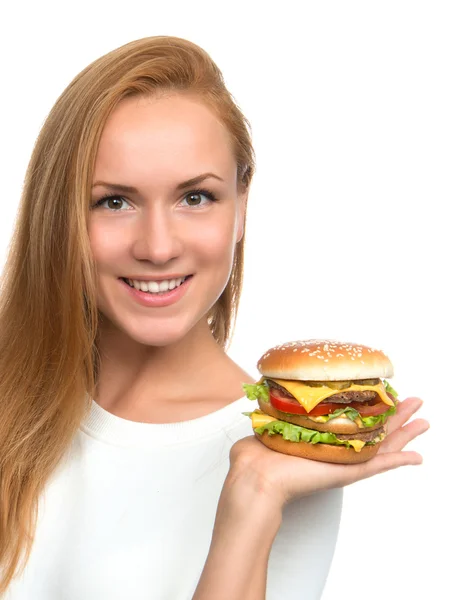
[0,36,429,599]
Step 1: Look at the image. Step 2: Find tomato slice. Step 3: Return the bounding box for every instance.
[306,402,348,417]
[349,401,390,417]
[269,390,306,414]
[269,389,391,418]
[269,390,346,417]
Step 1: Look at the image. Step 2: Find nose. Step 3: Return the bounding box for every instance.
[131,206,183,265]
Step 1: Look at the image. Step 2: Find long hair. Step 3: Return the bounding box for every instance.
[0,36,255,592]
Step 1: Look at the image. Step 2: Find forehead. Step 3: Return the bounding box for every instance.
[94,93,236,187]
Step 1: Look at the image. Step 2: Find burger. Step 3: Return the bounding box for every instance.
[243,339,398,464]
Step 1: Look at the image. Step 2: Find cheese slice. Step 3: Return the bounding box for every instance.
[346,439,366,452]
[251,410,278,429]
[268,379,394,413]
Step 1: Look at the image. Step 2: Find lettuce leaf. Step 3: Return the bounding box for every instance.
[383,379,399,398]
[358,405,397,426]
[253,419,358,449]
[328,405,396,426]
[242,382,269,402]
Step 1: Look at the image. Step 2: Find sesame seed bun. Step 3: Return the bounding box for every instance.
[256,430,381,464]
[257,339,393,381]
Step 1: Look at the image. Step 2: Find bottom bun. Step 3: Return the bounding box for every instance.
[256,430,381,464]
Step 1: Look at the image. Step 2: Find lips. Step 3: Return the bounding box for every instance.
[118,273,193,307]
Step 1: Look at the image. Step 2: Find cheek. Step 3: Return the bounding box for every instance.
[88,220,122,264]
[193,218,237,263]
[88,221,103,258]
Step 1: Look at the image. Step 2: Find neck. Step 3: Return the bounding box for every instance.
[94,316,229,410]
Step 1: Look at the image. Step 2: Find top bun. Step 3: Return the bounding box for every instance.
[257,339,393,381]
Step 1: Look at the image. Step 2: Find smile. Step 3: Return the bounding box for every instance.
[121,276,191,294]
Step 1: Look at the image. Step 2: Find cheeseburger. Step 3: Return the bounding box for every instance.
[243,339,398,464]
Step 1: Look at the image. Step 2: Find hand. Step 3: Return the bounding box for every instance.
[229,397,429,510]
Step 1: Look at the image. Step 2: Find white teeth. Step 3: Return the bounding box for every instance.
[127,277,186,294]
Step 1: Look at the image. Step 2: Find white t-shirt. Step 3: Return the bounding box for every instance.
[4,396,342,599]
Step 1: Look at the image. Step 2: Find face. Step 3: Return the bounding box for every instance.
[88,93,246,347]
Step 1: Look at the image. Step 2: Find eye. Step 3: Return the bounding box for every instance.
[91,188,219,211]
[181,188,218,208]
[92,195,131,211]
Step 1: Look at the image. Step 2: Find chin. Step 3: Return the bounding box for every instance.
[119,318,195,347]
[98,303,203,347]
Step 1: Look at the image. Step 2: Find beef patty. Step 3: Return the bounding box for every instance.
[336,427,384,442]
[266,379,378,403]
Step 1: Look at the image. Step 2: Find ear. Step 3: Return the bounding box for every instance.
[236,190,248,244]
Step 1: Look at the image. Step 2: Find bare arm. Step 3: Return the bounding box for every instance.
[192,464,282,600]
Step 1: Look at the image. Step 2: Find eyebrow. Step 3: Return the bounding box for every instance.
[92,172,225,193]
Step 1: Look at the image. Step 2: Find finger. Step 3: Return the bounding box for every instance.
[368,450,423,474]
[349,449,423,484]
[380,418,430,453]
[386,397,424,435]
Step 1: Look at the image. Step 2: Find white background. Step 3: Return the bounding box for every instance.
[1,1,472,598]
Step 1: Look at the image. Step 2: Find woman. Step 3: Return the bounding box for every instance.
[0,36,428,599]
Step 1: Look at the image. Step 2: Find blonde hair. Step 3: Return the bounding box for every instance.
[0,36,255,592]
